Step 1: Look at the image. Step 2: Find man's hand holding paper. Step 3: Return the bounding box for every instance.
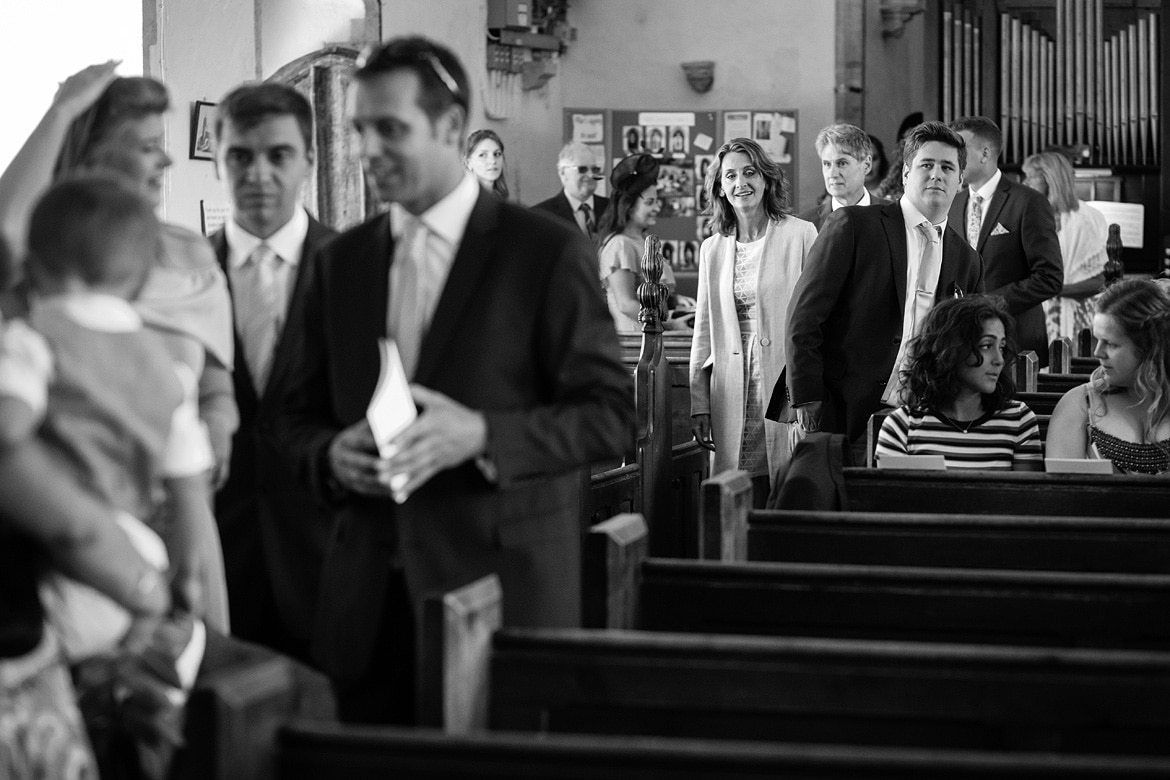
[375,384,488,503]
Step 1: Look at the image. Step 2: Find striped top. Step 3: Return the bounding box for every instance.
[876,401,1043,470]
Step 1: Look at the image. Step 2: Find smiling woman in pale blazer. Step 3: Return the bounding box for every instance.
[690,137,817,505]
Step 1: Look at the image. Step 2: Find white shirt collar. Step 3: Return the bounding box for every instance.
[899,195,948,235]
[563,190,595,213]
[832,189,872,210]
[226,208,310,269]
[32,292,142,333]
[389,172,479,247]
[970,168,1002,204]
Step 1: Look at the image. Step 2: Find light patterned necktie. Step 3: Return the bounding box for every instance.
[389,217,426,378]
[578,202,596,236]
[237,243,280,393]
[883,222,941,405]
[966,192,983,248]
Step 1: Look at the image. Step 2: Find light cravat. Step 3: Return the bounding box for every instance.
[966,192,983,248]
[237,243,280,393]
[578,201,596,236]
[883,222,941,405]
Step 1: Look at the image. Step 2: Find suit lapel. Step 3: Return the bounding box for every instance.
[412,191,498,385]
[264,217,332,403]
[880,203,909,316]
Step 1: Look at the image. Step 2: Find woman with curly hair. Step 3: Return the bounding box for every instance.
[1048,279,1170,474]
[689,137,817,503]
[875,295,1042,470]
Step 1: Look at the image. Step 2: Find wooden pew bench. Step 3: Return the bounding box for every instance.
[487,627,1170,755]
[699,470,1170,574]
[278,721,1170,779]
[634,557,1170,650]
[843,469,1170,517]
[745,510,1170,574]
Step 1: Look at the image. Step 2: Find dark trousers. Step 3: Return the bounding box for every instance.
[331,569,416,725]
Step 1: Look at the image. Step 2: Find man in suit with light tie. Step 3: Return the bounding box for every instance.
[210,83,337,664]
[798,123,892,230]
[786,121,984,454]
[949,116,1063,367]
[269,37,633,725]
[533,141,610,238]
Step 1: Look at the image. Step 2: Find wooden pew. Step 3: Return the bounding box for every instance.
[488,627,1170,755]
[278,721,1170,778]
[843,468,1170,517]
[745,510,1170,574]
[1015,391,1062,415]
[635,557,1170,650]
[700,471,1170,573]
[1035,372,1086,394]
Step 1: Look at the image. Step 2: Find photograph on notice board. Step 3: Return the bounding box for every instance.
[696,216,715,241]
[572,113,605,143]
[695,185,710,213]
[694,154,714,185]
[668,125,689,155]
[644,125,666,154]
[660,240,676,268]
[753,112,792,163]
[679,240,699,270]
[622,125,644,155]
[657,163,694,196]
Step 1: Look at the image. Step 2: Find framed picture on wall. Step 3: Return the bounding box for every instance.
[190,101,217,161]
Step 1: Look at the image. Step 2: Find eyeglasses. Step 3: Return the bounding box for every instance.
[560,165,603,175]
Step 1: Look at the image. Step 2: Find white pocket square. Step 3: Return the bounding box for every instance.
[990,222,1010,236]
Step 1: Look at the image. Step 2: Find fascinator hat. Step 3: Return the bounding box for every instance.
[610,153,660,197]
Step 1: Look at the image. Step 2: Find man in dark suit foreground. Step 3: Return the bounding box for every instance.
[211,83,336,663]
[786,121,984,448]
[949,116,1062,366]
[798,122,891,230]
[532,141,610,237]
[268,37,633,725]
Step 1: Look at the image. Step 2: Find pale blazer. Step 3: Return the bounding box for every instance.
[689,215,818,476]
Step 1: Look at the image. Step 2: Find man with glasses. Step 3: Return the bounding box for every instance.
[534,141,609,238]
[269,36,633,725]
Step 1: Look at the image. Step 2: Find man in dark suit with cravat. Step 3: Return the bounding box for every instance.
[787,121,984,448]
[798,123,892,230]
[211,83,336,664]
[268,37,633,725]
[532,141,610,237]
[949,116,1063,366]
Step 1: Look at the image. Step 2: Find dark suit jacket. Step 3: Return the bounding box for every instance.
[798,194,893,231]
[532,191,610,233]
[212,214,337,651]
[948,176,1063,365]
[786,201,985,444]
[267,190,633,682]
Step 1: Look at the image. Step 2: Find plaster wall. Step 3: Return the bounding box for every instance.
[862,1,929,164]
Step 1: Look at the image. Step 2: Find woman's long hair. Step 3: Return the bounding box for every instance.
[900,296,1018,412]
[704,137,790,236]
[1022,151,1080,217]
[596,153,658,249]
[464,129,509,200]
[54,77,169,180]
[1092,279,1170,441]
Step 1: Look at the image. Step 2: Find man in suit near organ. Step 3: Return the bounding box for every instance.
[211,83,336,663]
[532,141,609,237]
[786,121,984,450]
[269,37,633,725]
[949,116,1063,366]
[798,123,891,230]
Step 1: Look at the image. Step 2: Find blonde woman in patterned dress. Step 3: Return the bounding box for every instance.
[690,138,817,505]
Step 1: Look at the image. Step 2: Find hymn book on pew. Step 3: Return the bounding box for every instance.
[876,454,947,470]
[366,338,417,496]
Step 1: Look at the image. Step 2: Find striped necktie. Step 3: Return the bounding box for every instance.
[578,202,596,236]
